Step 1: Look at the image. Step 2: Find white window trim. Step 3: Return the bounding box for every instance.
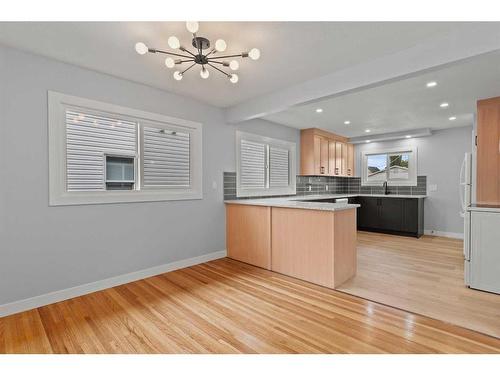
[236,131,296,198]
[48,91,202,206]
[361,146,418,186]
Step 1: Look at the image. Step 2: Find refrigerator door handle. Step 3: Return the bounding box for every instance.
[459,154,466,185]
[459,182,465,212]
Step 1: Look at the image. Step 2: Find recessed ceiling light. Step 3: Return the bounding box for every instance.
[315,108,323,113]
[365,129,371,133]
[344,120,350,125]
[449,116,457,121]
[366,140,371,143]
[440,102,449,108]
[426,81,437,88]
[405,135,411,138]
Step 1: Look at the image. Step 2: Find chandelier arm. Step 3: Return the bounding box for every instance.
[207,53,244,60]
[180,47,197,58]
[152,48,193,59]
[205,48,216,58]
[208,60,227,66]
[207,63,231,78]
[181,63,197,75]
[179,59,195,63]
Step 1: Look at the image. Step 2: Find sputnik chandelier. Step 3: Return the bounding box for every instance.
[135,22,260,83]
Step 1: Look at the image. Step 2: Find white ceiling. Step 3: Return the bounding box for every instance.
[263,51,500,137]
[0,22,463,108]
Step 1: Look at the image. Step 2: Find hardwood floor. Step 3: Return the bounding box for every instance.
[1,257,499,353]
[338,231,500,339]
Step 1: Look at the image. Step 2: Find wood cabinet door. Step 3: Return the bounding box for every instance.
[328,140,336,176]
[357,197,380,228]
[314,135,329,175]
[334,142,342,176]
[341,142,347,175]
[477,98,500,205]
[313,135,322,175]
[379,198,403,232]
[346,143,354,176]
[320,137,329,175]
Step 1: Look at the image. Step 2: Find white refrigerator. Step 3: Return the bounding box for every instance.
[461,152,500,294]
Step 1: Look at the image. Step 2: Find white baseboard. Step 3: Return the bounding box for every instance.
[0,250,226,318]
[424,230,464,239]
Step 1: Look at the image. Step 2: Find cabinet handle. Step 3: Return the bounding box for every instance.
[335,168,339,175]
[320,166,325,174]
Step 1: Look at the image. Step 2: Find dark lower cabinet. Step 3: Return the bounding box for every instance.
[355,196,424,238]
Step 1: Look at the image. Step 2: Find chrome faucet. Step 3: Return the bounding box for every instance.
[383,181,388,195]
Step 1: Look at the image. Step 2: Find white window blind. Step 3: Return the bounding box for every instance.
[236,131,296,198]
[270,147,289,187]
[142,126,191,188]
[65,110,137,191]
[240,139,266,189]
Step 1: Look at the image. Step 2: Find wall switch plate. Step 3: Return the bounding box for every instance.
[429,184,438,192]
[308,185,312,192]
[325,185,329,191]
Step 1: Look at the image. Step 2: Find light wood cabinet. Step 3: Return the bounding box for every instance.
[226,204,271,269]
[477,97,500,205]
[271,207,356,288]
[226,203,357,289]
[313,135,329,175]
[347,143,354,177]
[301,128,354,177]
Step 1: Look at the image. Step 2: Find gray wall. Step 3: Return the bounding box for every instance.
[0,45,299,305]
[355,126,473,235]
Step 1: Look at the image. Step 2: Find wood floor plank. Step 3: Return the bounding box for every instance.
[1,236,499,353]
[338,231,500,339]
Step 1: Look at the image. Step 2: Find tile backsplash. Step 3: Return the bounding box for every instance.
[224,172,426,200]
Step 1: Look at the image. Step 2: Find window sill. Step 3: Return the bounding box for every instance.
[49,189,203,206]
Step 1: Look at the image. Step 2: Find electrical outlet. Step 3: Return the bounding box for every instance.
[308,185,312,192]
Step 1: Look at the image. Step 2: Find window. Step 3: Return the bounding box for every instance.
[105,156,135,190]
[48,91,202,205]
[236,131,296,197]
[361,147,417,186]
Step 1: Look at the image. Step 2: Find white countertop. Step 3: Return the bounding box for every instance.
[467,204,500,213]
[293,193,427,199]
[224,193,427,212]
[224,196,359,212]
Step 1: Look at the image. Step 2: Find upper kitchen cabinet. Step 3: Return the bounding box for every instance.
[477,97,500,205]
[301,128,354,176]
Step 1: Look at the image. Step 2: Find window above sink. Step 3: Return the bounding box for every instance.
[361,146,417,186]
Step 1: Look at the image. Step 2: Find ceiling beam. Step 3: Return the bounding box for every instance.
[225,23,500,124]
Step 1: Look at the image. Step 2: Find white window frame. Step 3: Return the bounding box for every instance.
[361,146,418,186]
[48,91,202,206]
[236,131,296,198]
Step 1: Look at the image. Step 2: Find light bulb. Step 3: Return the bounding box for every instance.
[168,36,180,49]
[248,48,260,60]
[229,74,239,84]
[173,71,183,81]
[200,67,209,79]
[186,21,199,33]
[215,39,227,52]
[135,42,148,55]
[229,60,239,71]
[165,57,175,68]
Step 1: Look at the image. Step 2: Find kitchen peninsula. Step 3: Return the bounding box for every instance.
[225,197,359,289]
